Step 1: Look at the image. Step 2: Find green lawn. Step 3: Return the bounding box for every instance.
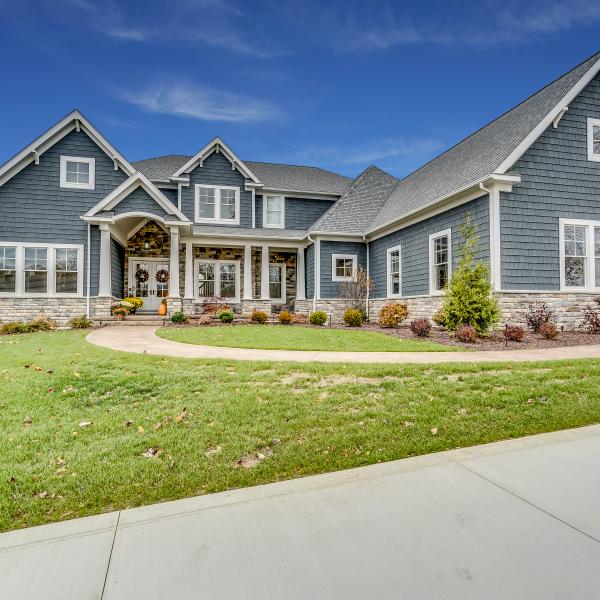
[158,324,455,351]
[2,330,600,532]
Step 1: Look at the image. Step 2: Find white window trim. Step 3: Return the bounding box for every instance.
[194,259,240,303]
[194,184,240,225]
[0,242,84,297]
[263,195,285,229]
[429,228,452,296]
[331,253,357,282]
[386,244,402,298]
[559,218,600,292]
[60,156,95,190]
[269,262,286,303]
[587,118,600,163]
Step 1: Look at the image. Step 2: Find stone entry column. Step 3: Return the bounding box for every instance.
[243,244,253,300]
[184,241,194,300]
[98,223,112,297]
[260,244,270,300]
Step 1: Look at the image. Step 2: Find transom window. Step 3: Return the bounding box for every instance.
[587,118,600,162]
[332,254,357,282]
[560,219,600,290]
[195,260,239,301]
[194,185,240,224]
[386,245,401,297]
[429,230,451,294]
[0,244,83,296]
[60,156,95,190]
[264,195,284,228]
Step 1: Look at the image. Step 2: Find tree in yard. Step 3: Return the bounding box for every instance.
[442,213,500,334]
[339,266,373,320]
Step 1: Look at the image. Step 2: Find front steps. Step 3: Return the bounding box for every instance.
[94,314,168,327]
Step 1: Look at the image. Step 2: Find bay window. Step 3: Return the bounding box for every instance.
[195,185,240,224]
[263,195,284,228]
[560,219,600,291]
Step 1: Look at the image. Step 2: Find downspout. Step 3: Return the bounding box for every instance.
[86,223,91,318]
[307,234,316,312]
[363,235,369,319]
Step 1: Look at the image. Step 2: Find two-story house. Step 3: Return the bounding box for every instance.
[3,50,600,328]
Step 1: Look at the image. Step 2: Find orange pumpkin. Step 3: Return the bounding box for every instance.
[158,301,167,316]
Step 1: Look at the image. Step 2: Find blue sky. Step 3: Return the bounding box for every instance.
[1,0,600,178]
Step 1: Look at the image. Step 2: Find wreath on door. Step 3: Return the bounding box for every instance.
[135,268,149,283]
[155,269,169,284]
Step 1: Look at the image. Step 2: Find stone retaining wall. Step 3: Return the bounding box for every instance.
[0,297,114,325]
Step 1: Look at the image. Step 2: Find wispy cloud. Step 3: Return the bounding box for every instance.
[117,82,282,123]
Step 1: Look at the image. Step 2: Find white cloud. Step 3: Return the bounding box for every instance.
[118,82,282,123]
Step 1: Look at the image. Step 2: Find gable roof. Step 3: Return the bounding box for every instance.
[84,171,189,223]
[0,110,136,187]
[310,166,399,235]
[368,50,600,234]
[132,155,352,196]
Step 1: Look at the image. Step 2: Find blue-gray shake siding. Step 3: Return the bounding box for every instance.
[305,244,314,299]
[255,195,335,229]
[0,129,128,294]
[500,73,600,290]
[180,152,252,226]
[319,241,368,299]
[369,196,490,298]
[111,186,171,220]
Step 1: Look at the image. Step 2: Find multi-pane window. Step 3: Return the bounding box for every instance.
[387,246,401,297]
[0,247,16,293]
[24,247,48,293]
[269,265,284,300]
[198,263,215,297]
[564,224,587,287]
[264,196,284,228]
[195,185,239,224]
[429,230,451,294]
[55,248,78,294]
[332,255,357,281]
[219,264,236,298]
[587,118,600,162]
[197,261,238,300]
[60,156,95,189]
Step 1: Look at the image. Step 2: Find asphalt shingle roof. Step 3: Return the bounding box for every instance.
[310,166,399,235]
[131,156,351,196]
[192,225,307,239]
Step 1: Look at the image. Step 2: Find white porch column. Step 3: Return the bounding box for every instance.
[243,243,253,300]
[184,241,194,299]
[296,247,306,300]
[169,226,180,298]
[98,223,112,297]
[260,244,270,300]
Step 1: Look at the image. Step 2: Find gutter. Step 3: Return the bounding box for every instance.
[86,223,91,318]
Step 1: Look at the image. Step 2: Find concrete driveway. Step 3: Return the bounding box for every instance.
[2,425,600,599]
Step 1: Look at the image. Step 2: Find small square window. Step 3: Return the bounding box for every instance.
[60,156,95,189]
[332,254,357,281]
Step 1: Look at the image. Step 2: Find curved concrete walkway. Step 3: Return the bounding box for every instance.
[87,326,600,364]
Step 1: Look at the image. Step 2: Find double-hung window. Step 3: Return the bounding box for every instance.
[560,219,600,291]
[195,185,240,224]
[386,245,401,297]
[263,195,284,228]
[0,243,83,296]
[429,229,451,294]
[60,156,95,190]
[195,260,239,301]
[587,118,600,162]
[332,254,357,281]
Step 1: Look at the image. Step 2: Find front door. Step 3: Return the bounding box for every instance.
[131,260,170,312]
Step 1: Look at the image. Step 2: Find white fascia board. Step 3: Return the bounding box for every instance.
[496,57,600,173]
[367,174,521,241]
[258,188,341,201]
[309,232,365,241]
[172,137,262,184]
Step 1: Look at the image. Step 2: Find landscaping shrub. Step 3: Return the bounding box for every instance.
[539,321,559,339]
[378,302,408,328]
[432,307,447,328]
[250,310,268,324]
[112,307,129,320]
[0,321,28,335]
[202,299,231,314]
[170,311,187,324]
[196,314,212,325]
[218,310,234,323]
[27,315,57,331]
[309,311,328,326]
[410,318,431,337]
[291,312,307,324]
[68,315,93,329]
[343,308,364,327]
[442,214,500,334]
[123,296,143,313]
[278,310,292,325]
[583,297,600,333]
[503,324,524,342]
[525,302,556,333]
[456,323,477,343]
